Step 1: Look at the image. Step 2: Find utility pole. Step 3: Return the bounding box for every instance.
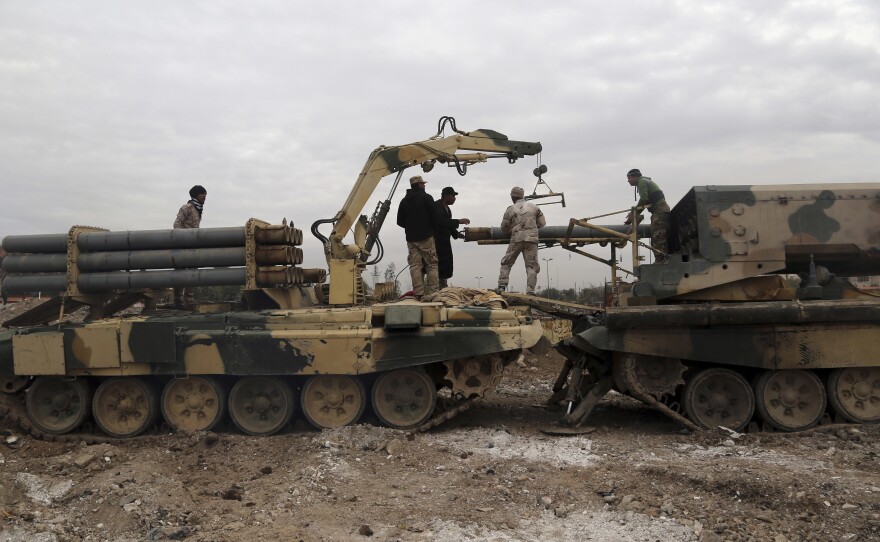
[542,258,553,292]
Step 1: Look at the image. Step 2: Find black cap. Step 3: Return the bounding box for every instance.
[189,185,207,198]
[627,169,641,177]
[441,186,458,196]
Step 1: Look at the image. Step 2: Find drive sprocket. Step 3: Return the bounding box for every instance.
[443,353,505,399]
[612,354,685,399]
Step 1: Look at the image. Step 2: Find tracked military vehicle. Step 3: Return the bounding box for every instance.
[0,117,543,438]
[546,184,880,432]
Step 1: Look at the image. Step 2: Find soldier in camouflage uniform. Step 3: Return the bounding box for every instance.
[497,186,546,294]
[625,169,670,263]
[172,185,207,307]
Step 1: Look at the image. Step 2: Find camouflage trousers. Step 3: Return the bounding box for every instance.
[498,241,540,294]
[407,237,439,297]
[651,208,670,261]
[173,287,195,307]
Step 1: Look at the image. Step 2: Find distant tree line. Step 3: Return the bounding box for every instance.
[537,284,606,306]
[194,285,243,302]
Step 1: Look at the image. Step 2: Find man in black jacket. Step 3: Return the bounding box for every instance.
[396,176,460,298]
[434,186,470,288]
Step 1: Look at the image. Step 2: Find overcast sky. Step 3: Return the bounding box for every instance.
[1,1,878,292]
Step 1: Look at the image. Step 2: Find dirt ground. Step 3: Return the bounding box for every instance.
[1,303,879,542]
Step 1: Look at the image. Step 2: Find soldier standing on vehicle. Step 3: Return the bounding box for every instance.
[624,169,670,263]
[172,184,207,308]
[433,186,470,288]
[396,176,442,299]
[497,186,546,294]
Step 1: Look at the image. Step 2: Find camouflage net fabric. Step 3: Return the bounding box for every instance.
[422,287,508,309]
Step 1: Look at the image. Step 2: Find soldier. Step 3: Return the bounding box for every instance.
[396,176,459,299]
[624,169,670,263]
[497,186,546,294]
[433,186,470,288]
[172,185,207,308]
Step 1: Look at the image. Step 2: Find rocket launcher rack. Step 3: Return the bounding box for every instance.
[1,219,325,326]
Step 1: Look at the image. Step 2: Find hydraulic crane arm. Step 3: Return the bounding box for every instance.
[319,120,541,259]
[311,117,542,304]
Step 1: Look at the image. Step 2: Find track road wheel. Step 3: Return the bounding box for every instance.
[372,368,436,429]
[754,369,826,432]
[301,375,366,430]
[826,367,880,424]
[682,368,754,431]
[161,377,227,432]
[93,377,159,438]
[229,376,294,436]
[26,377,92,435]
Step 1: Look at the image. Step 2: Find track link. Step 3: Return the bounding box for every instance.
[0,392,117,445]
[413,396,480,433]
[2,351,517,440]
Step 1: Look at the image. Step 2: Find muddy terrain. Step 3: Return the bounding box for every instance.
[1,303,878,542]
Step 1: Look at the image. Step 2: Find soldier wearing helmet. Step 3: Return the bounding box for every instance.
[624,169,670,263]
[497,186,546,294]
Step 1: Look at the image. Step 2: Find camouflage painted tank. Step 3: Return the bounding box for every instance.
[0,298,540,437]
[0,118,544,438]
[552,183,880,433]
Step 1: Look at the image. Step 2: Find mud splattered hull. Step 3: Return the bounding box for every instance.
[0,303,542,438]
[554,300,880,433]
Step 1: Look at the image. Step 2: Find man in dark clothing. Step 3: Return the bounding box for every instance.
[396,176,460,298]
[433,187,470,288]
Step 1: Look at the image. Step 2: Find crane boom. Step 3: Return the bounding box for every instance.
[314,119,542,304]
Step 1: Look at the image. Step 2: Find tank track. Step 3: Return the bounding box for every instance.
[0,392,117,445]
[1,391,484,441]
[414,397,479,433]
[414,352,515,433]
[622,362,700,432]
[0,352,514,441]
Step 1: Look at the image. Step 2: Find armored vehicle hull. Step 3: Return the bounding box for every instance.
[1,301,541,437]
[553,183,880,432]
[559,300,880,432]
[0,118,547,438]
